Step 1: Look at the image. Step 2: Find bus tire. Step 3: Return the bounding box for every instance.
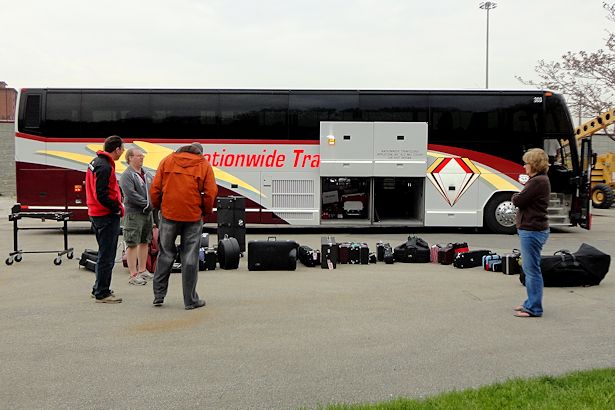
[591,183,614,209]
[484,193,517,234]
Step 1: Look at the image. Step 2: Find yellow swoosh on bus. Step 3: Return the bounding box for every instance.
[427,151,519,191]
[38,141,263,197]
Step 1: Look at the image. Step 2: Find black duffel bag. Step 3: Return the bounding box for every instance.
[394,236,430,263]
[520,243,610,287]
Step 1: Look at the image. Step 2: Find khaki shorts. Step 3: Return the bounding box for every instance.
[122,212,153,247]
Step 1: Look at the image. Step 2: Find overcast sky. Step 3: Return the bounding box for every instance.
[0,0,609,91]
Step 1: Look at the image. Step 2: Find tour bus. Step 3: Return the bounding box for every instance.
[15,88,592,233]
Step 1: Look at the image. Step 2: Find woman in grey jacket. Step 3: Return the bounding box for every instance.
[119,148,154,285]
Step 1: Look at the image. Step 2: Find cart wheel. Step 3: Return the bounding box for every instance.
[5,258,13,265]
[67,252,74,259]
[54,257,62,265]
[14,254,23,262]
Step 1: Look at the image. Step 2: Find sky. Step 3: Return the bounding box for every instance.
[0,0,610,91]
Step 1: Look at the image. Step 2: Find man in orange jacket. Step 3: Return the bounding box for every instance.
[150,142,217,309]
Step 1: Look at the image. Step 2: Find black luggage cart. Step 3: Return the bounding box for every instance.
[5,203,74,266]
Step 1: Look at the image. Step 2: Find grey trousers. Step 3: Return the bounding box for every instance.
[153,216,202,307]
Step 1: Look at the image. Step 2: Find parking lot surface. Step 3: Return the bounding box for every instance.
[0,196,613,409]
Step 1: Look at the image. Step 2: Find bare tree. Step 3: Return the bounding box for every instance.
[517,1,615,133]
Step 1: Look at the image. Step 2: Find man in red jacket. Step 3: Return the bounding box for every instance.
[86,135,125,303]
[150,142,217,309]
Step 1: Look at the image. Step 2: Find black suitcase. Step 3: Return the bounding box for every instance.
[520,243,611,287]
[217,196,246,252]
[321,236,338,269]
[394,236,430,263]
[298,245,321,267]
[376,241,389,262]
[502,249,521,275]
[338,242,351,264]
[359,243,369,265]
[349,243,361,264]
[438,244,455,265]
[453,250,493,269]
[383,243,394,264]
[218,236,240,270]
[199,247,217,271]
[79,249,98,272]
[248,237,299,271]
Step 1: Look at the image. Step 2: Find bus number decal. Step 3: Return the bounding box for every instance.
[533,97,543,103]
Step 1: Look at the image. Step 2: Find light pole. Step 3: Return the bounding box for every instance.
[479,2,497,88]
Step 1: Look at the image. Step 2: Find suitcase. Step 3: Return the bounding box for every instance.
[146,226,160,273]
[338,242,351,264]
[79,249,98,272]
[200,233,209,248]
[383,243,394,264]
[482,254,502,271]
[349,243,361,264]
[430,244,443,263]
[453,242,470,254]
[521,243,610,287]
[298,245,321,267]
[438,244,455,265]
[359,243,369,265]
[376,241,389,262]
[453,250,493,269]
[217,196,246,252]
[502,250,521,275]
[248,237,299,271]
[489,260,503,272]
[321,236,338,269]
[218,236,241,270]
[202,248,217,270]
[394,236,431,263]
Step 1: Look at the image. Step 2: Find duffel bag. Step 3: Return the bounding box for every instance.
[394,236,430,263]
[248,237,299,271]
[453,250,493,269]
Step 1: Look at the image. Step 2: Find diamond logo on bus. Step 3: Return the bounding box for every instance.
[427,157,481,206]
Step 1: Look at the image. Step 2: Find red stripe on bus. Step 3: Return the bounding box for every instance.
[432,157,450,173]
[428,144,523,175]
[15,132,318,145]
[456,158,472,173]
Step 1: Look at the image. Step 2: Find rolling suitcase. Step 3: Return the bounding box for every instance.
[321,236,338,269]
[482,254,502,271]
[217,196,246,252]
[430,244,444,263]
[453,250,493,269]
[79,249,98,272]
[218,235,241,270]
[298,245,321,267]
[383,243,394,264]
[502,249,521,275]
[349,243,361,264]
[438,244,455,265]
[359,243,369,264]
[376,241,389,262]
[248,237,299,271]
[338,242,351,264]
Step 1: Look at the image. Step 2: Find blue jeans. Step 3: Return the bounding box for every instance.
[518,228,550,316]
[153,216,203,307]
[90,214,121,299]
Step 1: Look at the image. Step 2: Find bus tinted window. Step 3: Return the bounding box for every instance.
[430,94,500,143]
[359,94,428,122]
[289,93,359,140]
[24,94,42,130]
[45,92,81,137]
[81,93,151,139]
[544,94,573,134]
[151,93,218,139]
[219,93,288,139]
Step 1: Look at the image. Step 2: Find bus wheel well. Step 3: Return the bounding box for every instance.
[484,192,517,234]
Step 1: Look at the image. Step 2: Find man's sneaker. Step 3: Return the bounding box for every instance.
[128,276,147,286]
[138,271,154,280]
[91,290,114,299]
[153,297,164,307]
[185,299,206,310]
[95,294,123,303]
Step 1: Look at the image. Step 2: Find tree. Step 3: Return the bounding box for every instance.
[517,1,615,131]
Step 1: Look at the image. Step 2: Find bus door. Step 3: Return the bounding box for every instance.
[319,121,428,225]
[576,137,593,229]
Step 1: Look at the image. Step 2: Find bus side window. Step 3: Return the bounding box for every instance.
[24,94,42,130]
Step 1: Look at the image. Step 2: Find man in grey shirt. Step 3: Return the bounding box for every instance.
[119,147,154,285]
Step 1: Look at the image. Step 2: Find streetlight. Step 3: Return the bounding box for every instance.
[479,1,497,88]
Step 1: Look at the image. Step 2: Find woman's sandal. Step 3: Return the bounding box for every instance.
[514,310,539,318]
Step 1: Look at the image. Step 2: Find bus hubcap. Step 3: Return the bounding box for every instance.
[495,201,516,227]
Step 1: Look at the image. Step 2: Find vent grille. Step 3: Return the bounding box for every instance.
[275,212,315,221]
[272,179,315,209]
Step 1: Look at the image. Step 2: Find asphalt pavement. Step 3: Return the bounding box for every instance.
[0,196,613,409]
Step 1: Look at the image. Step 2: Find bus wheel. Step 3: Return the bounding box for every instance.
[591,183,615,209]
[484,193,517,234]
